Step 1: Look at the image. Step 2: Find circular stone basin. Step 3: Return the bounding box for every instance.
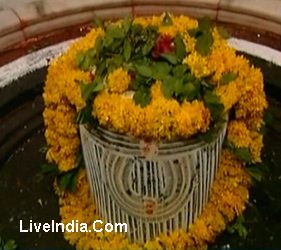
[0,3,281,248]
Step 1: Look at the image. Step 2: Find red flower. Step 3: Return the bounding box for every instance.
[152,35,174,59]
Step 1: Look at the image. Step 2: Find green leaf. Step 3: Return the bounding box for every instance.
[199,16,212,31]
[220,72,238,84]
[201,79,214,90]
[204,91,224,122]
[217,26,231,39]
[204,90,221,104]
[183,73,196,82]
[151,62,172,80]
[80,76,104,101]
[76,52,85,67]
[227,214,247,239]
[173,64,188,78]
[76,102,99,127]
[142,39,155,56]
[162,12,173,26]
[104,34,114,47]
[136,65,153,78]
[94,36,104,53]
[3,239,17,250]
[123,16,132,33]
[199,127,216,143]
[162,76,175,99]
[196,31,214,56]
[124,39,132,62]
[40,163,58,176]
[188,28,202,38]
[181,82,197,101]
[174,33,187,61]
[131,24,143,36]
[235,147,252,162]
[106,24,125,39]
[93,14,104,28]
[160,53,178,65]
[133,86,151,107]
[57,168,79,192]
[246,166,263,182]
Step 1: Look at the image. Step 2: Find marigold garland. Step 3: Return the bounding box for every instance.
[43,13,268,249]
[56,150,251,250]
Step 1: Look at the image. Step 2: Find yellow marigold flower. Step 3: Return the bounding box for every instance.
[227,121,251,148]
[183,52,213,78]
[216,81,241,111]
[144,239,163,250]
[250,133,263,163]
[107,68,131,94]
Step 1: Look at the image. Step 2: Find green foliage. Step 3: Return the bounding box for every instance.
[80,76,104,102]
[199,16,212,31]
[199,127,216,143]
[174,33,187,61]
[40,163,58,176]
[203,90,224,123]
[235,147,252,162]
[162,76,176,99]
[220,72,238,84]
[188,16,214,56]
[246,162,269,182]
[0,237,17,250]
[57,153,82,193]
[162,12,173,26]
[160,53,179,65]
[225,141,252,163]
[133,86,151,107]
[75,14,226,128]
[196,31,214,56]
[227,214,248,239]
[93,14,104,28]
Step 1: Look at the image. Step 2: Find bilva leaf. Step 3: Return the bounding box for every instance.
[93,14,104,28]
[227,214,247,239]
[80,76,104,101]
[220,72,238,84]
[188,28,202,38]
[235,147,252,162]
[142,39,155,56]
[41,163,58,176]
[94,36,104,54]
[57,167,80,192]
[162,12,173,26]
[76,52,85,67]
[181,82,198,101]
[124,39,132,62]
[160,53,178,65]
[246,166,263,182]
[199,127,216,143]
[106,24,125,39]
[201,79,214,90]
[123,16,132,33]
[204,91,224,122]
[151,62,172,80]
[3,239,17,250]
[136,65,153,78]
[174,33,186,60]
[133,86,151,107]
[196,31,214,56]
[199,16,212,31]
[173,64,189,78]
[162,76,175,99]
